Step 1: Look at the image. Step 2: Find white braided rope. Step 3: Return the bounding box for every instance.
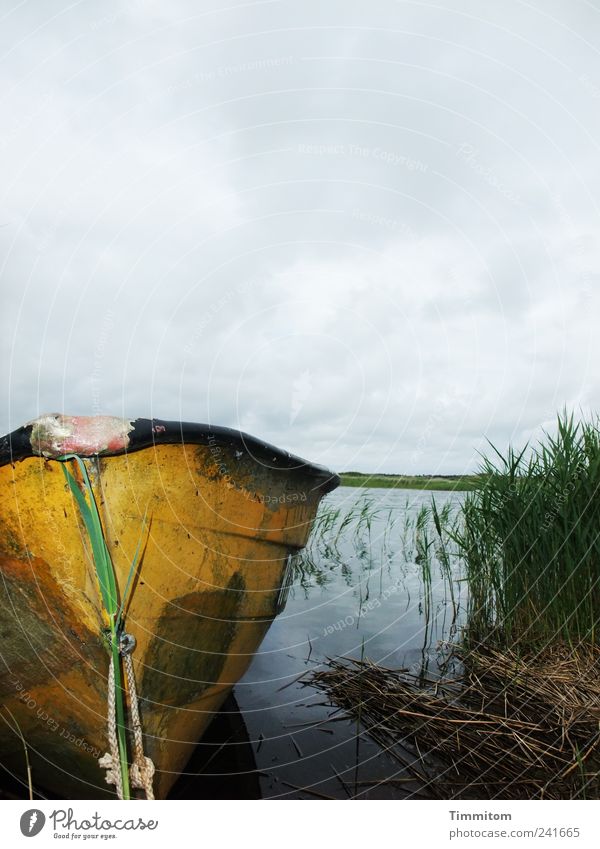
[98,655,124,799]
[123,651,155,799]
[98,643,155,800]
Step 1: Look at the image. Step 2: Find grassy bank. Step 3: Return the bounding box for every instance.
[310,413,600,799]
[340,472,478,491]
[455,413,600,649]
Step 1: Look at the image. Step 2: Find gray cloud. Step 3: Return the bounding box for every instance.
[2,1,599,473]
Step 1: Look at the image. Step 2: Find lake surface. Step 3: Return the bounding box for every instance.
[183,486,467,799]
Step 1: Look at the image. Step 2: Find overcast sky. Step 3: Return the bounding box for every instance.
[1,1,599,474]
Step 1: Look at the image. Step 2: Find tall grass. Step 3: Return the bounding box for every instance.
[455,413,600,649]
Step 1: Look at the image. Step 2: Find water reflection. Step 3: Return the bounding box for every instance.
[169,693,260,800]
[235,486,466,799]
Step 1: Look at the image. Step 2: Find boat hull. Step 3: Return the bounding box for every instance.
[0,426,337,798]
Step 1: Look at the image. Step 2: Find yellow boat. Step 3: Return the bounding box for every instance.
[0,414,338,799]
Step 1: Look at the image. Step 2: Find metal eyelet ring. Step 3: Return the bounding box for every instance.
[119,632,136,655]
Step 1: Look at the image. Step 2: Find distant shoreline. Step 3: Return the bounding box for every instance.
[339,472,478,491]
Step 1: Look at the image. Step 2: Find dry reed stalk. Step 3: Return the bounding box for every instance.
[309,646,600,799]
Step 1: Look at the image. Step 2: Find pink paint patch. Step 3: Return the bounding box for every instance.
[29,414,134,459]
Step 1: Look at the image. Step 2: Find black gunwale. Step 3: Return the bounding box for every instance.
[0,417,340,492]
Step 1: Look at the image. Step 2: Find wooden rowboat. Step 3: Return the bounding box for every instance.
[0,415,338,799]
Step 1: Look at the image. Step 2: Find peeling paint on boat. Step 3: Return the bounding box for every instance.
[28,414,134,458]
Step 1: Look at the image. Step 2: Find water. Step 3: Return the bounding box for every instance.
[231,486,466,798]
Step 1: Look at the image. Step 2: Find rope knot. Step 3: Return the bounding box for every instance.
[98,752,119,788]
[130,756,156,796]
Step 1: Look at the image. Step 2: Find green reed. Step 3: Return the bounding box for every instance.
[293,494,384,589]
[293,492,464,647]
[454,412,600,649]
